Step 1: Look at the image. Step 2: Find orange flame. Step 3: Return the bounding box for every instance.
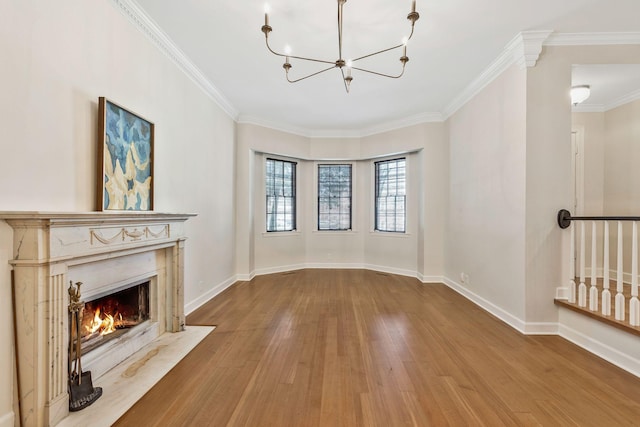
[86,307,120,336]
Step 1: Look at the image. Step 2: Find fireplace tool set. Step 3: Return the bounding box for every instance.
[68,281,103,411]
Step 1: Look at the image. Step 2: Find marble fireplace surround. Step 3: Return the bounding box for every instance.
[2,212,196,427]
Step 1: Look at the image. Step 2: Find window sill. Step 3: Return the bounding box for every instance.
[261,231,302,237]
[369,230,411,238]
[312,230,359,235]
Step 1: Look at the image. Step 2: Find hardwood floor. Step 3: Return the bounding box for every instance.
[114,269,640,426]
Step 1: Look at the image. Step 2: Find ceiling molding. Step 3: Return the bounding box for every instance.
[358,112,445,138]
[109,0,239,120]
[605,88,640,111]
[236,116,334,138]
[573,89,640,113]
[572,104,605,113]
[545,32,640,46]
[442,30,552,119]
[238,111,445,139]
[510,30,554,68]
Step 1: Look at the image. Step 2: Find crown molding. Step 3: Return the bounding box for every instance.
[572,104,605,113]
[358,112,445,137]
[606,88,640,111]
[545,32,640,46]
[238,112,445,139]
[573,89,640,113]
[109,0,239,120]
[443,30,552,119]
[509,30,554,68]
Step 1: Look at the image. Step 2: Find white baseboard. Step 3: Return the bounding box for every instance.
[442,277,528,333]
[0,411,14,427]
[184,275,237,315]
[253,263,307,276]
[558,308,640,378]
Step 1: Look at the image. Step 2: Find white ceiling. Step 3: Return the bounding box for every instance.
[572,64,640,112]
[132,0,640,133]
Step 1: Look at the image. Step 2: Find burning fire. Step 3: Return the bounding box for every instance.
[87,307,123,336]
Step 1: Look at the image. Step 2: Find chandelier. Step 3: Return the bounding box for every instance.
[261,0,420,93]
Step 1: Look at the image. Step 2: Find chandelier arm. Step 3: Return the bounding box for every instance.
[264,38,335,65]
[286,65,336,83]
[351,44,404,62]
[351,23,416,62]
[351,65,406,79]
[340,67,350,93]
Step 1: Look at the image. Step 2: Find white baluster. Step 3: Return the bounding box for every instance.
[589,221,598,311]
[602,221,611,316]
[569,224,576,303]
[615,221,625,321]
[578,221,587,307]
[630,222,639,326]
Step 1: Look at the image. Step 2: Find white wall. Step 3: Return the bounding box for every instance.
[0,1,236,422]
[572,112,605,216]
[235,123,446,279]
[604,99,640,215]
[524,45,640,325]
[446,63,528,322]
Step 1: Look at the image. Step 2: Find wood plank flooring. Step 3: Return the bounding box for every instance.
[114,269,640,426]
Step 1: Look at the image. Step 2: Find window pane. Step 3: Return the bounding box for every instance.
[375,158,406,232]
[317,164,352,230]
[266,159,296,232]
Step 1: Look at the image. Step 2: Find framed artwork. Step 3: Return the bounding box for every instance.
[97,97,154,211]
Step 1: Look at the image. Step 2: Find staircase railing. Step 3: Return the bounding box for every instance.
[557,209,640,326]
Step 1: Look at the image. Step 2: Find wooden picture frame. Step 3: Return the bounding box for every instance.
[97,97,154,211]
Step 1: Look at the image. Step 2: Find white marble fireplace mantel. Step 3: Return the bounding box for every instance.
[1,211,196,427]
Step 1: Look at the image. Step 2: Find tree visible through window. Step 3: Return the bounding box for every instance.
[266,158,296,232]
[375,158,406,232]
[318,164,352,230]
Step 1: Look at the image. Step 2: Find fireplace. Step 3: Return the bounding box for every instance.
[81,280,150,354]
[2,212,195,427]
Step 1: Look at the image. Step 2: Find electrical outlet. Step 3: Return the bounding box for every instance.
[460,272,465,283]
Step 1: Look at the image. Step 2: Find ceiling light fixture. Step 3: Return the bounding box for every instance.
[261,0,420,93]
[571,85,591,106]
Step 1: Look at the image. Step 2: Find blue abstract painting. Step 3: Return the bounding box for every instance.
[101,99,153,210]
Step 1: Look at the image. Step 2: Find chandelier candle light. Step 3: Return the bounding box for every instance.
[261,0,420,93]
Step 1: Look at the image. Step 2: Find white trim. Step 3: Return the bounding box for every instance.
[522,322,559,335]
[606,88,640,111]
[0,412,14,427]
[442,277,527,333]
[235,272,255,282]
[253,263,307,277]
[237,112,444,139]
[109,0,238,120]
[558,308,640,378]
[416,272,445,283]
[442,30,552,119]
[357,112,445,138]
[545,32,640,46]
[184,275,237,315]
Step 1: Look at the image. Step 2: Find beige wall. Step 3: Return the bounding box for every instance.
[572,112,606,216]
[235,122,447,279]
[524,45,640,324]
[604,98,640,214]
[0,1,237,424]
[446,63,528,320]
